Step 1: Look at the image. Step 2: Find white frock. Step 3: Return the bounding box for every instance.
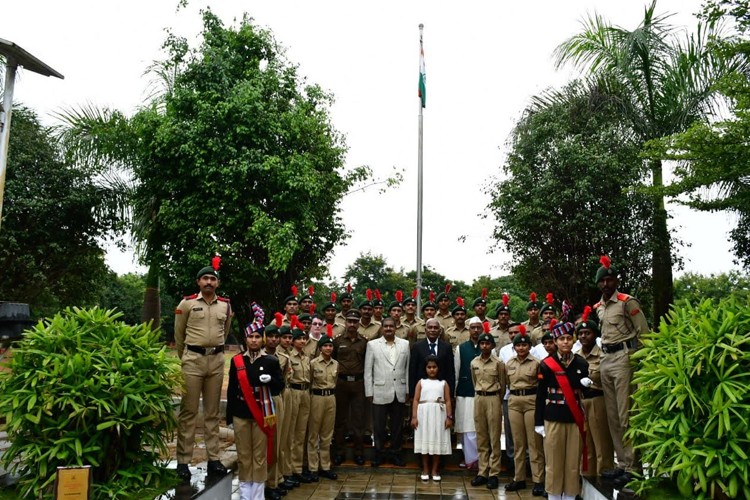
[413,378,452,455]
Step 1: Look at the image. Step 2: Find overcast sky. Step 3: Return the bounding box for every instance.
[4,0,742,284]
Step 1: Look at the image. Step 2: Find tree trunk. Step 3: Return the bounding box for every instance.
[651,159,674,327]
[141,263,161,330]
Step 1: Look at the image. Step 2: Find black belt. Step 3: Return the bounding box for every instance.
[476,390,499,396]
[338,374,364,382]
[312,388,335,396]
[289,383,310,391]
[602,338,638,354]
[186,344,224,355]
[510,388,537,396]
[584,389,604,399]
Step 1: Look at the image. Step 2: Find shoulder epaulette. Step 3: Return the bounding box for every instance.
[218,296,231,303]
[183,293,199,300]
[616,293,631,302]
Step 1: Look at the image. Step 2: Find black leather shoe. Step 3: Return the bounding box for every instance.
[332,455,345,466]
[354,455,365,466]
[471,476,488,487]
[275,487,287,496]
[505,480,526,491]
[319,469,338,480]
[293,473,313,484]
[176,463,191,481]
[265,487,283,500]
[307,472,319,482]
[487,476,499,489]
[283,476,299,488]
[601,467,625,479]
[613,472,634,489]
[207,460,228,475]
[390,455,406,467]
[532,482,545,496]
[276,483,289,493]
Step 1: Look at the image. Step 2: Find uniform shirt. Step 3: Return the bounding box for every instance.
[530,344,549,361]
[595,291,649,344]
[174,293,231,357]
[288,348,311,385]
[470,355,507,393]
[226,351,284,425]
[332,333,368,375]
[335,311,352,325]
[490,325,511,349]
[522,320,544,345]
[262,347,291,385]
[358,320,381,340]
[405,317,425,341]
[436,312,454,331]
[326,321,346,338]
[394,323,412,341]
[445,325,469,349]
[310,355,339,390]
[534,353,588,425]
[303,336,322,359]
[574,344,604,392]
[505,355,540,391]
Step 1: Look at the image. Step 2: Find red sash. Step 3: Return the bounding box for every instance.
[233,354,275,464]
[543,355,588,472]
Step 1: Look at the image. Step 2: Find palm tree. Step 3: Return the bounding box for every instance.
[554,1,739,325]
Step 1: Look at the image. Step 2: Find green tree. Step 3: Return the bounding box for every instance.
[554,1,737,325]
[0,107,122,317]
[487,80,653,314]
[673,271,750,303]
[98,272,145,325]
[58,10,374,327]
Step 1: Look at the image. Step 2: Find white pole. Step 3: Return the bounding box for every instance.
[0,61,18,233]
[416,24,424,317]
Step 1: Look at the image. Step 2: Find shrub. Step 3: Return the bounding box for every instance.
[0,307,182,499]
[629,296,750,499]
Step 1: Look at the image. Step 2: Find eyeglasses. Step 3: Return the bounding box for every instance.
[311,322,324,326]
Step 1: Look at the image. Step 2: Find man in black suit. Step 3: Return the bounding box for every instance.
[409,317,456,397]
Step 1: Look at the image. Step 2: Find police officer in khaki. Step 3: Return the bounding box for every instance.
[505,331,545,496]
[174,263,231,480]
[435,284,454,331]
[594,256,649,489]
[307,335,339,480]
[288,327,314,483]
[470,333,507,490]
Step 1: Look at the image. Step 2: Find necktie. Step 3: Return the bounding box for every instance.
[430,342,436,355]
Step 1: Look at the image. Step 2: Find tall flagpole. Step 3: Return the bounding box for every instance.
[416,24,425,317]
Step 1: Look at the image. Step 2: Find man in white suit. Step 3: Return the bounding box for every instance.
[364,316,410,467]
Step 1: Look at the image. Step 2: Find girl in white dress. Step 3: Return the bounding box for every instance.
[411,356,453,481]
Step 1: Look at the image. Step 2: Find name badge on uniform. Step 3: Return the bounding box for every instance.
[192,307,203,311]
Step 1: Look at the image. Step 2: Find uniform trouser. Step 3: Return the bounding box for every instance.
[308,394,336,471]
[372,396,406,456]
[268,395,283,488]
[583,395,615,476]
[177,350,224,463]
[334,379,365,455]
[543,421,582,496]
[600,349,635,470]
[474,395,502,478]
[280,390,295,476]
[508,395,544,482]
[234,416,268,482]
[503,398,514,459]
[288,388,311,473]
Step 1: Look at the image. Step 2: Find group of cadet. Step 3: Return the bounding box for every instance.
[173,255,649,500]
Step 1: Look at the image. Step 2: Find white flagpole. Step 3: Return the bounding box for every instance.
[416,23,425,317]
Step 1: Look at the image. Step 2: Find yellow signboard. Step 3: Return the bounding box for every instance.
[54,466,91,500]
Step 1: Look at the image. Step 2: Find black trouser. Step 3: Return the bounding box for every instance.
[334,379,365,455]
[372,396,406,456]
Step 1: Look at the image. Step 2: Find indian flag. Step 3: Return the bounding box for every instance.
[418,30,426,108]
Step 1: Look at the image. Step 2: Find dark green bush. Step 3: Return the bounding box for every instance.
[629,296,750,499]
[0,307,182,499]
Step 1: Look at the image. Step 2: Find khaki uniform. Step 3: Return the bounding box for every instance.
[358,320,381,340]
[333,333,368,456]
[445,325,469,349]
[436,311,454,331]
[394,323,413,342]
[506,355,544,483]
[288,348,311,474]
[490,325,510,349]
[326,321,346,339]
[174,293,231,464]
[262,348,290,488]
[578,345,614,476]
[404,317,425,341]
[308,355,338,472]
[304,336,322,359]
[596,291,649,471]
[471,355,507,478]
[522,320,544,345]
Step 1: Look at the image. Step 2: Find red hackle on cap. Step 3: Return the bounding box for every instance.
[412,289,418,299]
[396,290,403,302]
[347,283,352,294]
[429,291,436,302]
[445,283,452,294]
[291,315,303,330]
[502,293,509,306]
[366,289,373,301]
[375,289,382,301]
[519,324,527,335]
[331,292,337,304]
[482,321,490,334]
[530,292,537,303]
[546,293,554,305]
[291,285,298,297]
[600,255,611,269]
[326,324,333,338]
[308,285,314,296]
[274,312,284,328]
[481,288,488,299]
[310,304,316,315]
[550,318,558,329]
[582,305,592,322]
[211,254,221,271]
[456,297,464,307]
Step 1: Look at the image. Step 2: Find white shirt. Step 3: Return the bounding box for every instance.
[530,344,549,360]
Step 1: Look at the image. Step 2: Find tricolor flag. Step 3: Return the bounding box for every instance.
[418,27,426,108]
